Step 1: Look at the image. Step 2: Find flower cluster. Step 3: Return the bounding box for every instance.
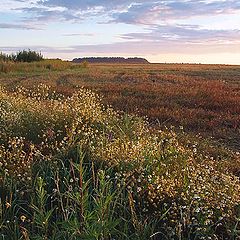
[0,85,239,238]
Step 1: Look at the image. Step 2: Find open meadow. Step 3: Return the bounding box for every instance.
[1,61,240,151]
[0,60,240,239]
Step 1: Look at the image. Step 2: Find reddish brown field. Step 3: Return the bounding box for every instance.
[1,63,240,151]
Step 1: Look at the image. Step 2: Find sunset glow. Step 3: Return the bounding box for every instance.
[1,0,240,64]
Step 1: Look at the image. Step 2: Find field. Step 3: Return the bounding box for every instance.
[1,62,240,153]
[0,61,240,239]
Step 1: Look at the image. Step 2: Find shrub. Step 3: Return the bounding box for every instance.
[0,50,43,63]
[15,49,43,62]
[0,52,11,62]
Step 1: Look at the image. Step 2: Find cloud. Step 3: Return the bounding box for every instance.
[0,23,40,30]
[121,25,240,44]
[63,33,95,37]
[37,0,134,11]
[0,0,42,13]
[18,0,129,23]
[11,0,240,27]
[111,2,165,25]
[0,45,70,53]
[2,0,240,59]
[30,41,240,55]
[33,0,240,24]
[113,0,240,25]
[66,40,240,56]
[19,7,82,22]
[1,34,240,58]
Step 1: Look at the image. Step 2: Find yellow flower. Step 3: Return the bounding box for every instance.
[20,215,26,222]
[5,202,11,209]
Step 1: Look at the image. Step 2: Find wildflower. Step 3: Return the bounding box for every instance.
[20,215,26,222]
[5,202,11,209]
[137,187,142,192]
[195,208,201,213]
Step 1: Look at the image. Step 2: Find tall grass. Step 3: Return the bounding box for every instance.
[0,59,83,74]
[0,85,240,239]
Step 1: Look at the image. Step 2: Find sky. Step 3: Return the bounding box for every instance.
[0,0,240,64]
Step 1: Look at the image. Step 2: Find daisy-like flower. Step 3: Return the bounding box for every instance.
[5,202,11,209]
[20,215,26,222]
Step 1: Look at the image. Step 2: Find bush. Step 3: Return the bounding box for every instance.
[0,50,43,63]
[0,52,11,62]
[15,49,43,62]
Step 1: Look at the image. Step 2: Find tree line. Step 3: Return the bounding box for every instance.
[72,57,149,64]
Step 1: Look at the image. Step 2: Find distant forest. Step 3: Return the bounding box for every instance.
[72,57,149,64]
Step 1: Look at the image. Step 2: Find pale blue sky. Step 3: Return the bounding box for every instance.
[1,0,240,64]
